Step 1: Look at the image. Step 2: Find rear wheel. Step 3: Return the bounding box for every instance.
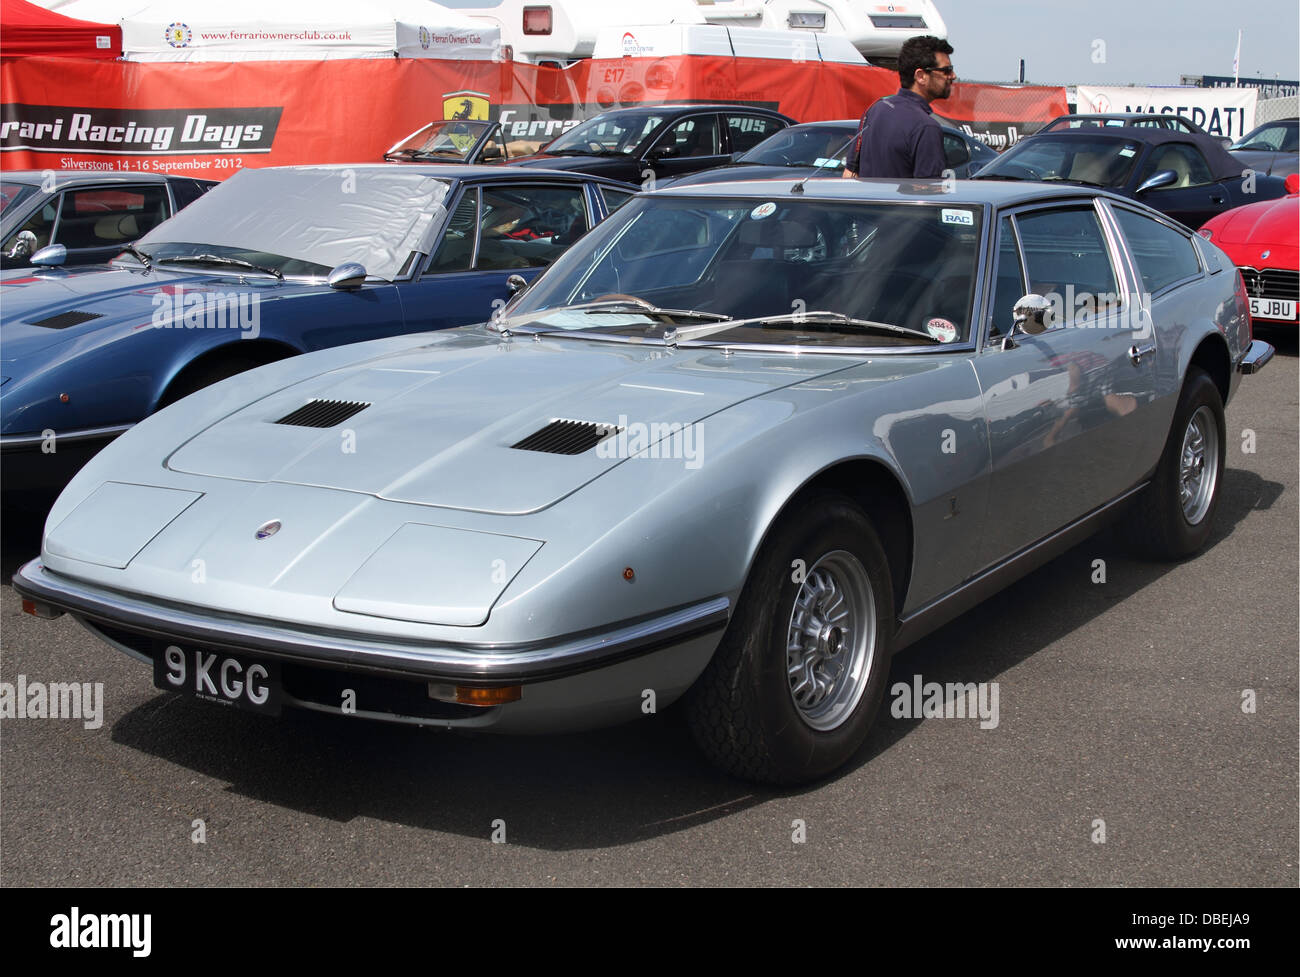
[1124,367,1225,559]
[686,492,894,784]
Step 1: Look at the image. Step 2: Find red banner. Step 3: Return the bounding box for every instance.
[1,55,1066,176]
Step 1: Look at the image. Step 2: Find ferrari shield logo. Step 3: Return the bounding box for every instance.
[443,92,491,122]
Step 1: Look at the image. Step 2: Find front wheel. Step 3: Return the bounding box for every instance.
[685,492,895,784]
[1124,367,1225,559]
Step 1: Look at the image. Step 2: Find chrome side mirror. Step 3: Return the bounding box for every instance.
[327,262,367,290]
[6,230,37,259]
[506,274,530,295]
[31,243,67,267]
[1136,169,1177,194]
[1002,293,1052,349]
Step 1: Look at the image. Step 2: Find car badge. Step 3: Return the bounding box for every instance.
[255,520,281,540]
[1261,250,1271,260]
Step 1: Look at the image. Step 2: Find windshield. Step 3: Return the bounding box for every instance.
[544,112,666,156]
[507,195,984,348]
[1231,123,1299,152]
[386,120,494,161]
[0,181,38,217]
[737,124,856,170]
[978,134,1143,187]
[130,167,451,280]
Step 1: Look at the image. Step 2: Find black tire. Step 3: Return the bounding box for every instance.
[158,353,273,409]
[685,491,895,785]
[1124,367,1225,560]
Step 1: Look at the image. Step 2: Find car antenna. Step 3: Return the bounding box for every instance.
[791,134,858,194]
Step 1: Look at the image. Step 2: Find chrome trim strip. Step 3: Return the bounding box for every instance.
[0,423,132,450]
[13,559,730,685]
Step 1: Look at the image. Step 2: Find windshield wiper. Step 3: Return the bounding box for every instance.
[156,253,283,279]
[1038,176,1108,188]
[567,298,730,320]
[118,244,152,269]
[666,311,941,345]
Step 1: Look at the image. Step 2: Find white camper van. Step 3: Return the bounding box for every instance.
[449,0,947,64]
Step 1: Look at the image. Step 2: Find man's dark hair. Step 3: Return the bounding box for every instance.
[898,35,954,88]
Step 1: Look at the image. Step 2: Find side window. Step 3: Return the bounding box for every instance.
[56,186,168,249]
[427,189,479,273]
[942,131,970,168]
[1114,207,1201,293]
[11,198,58,252]
[476,185,590,270]
[726,114,781,153]
[168,178,207,210]
[1015,207,1120,326]
[658,115,722,159]
[988,216,1026,339]
[600,187,635,213]
[1139,143,1215,189]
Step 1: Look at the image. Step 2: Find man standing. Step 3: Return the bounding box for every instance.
[845,35,955,179]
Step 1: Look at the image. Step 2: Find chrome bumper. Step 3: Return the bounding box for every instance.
[1237,339,1275,375]
[12,559,730,685]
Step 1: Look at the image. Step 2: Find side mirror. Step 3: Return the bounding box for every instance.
[327,262,367,290]
[1136,169,1178,194]
[1002,294,1052,348]
[649,144,678,160]
[1285,173,1299,195]
[31,243,67,267]
[507,274,530,295]
[6,230,37,260]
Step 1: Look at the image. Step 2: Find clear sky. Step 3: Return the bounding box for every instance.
[940,0,1300,85]
[439,0,1300,86]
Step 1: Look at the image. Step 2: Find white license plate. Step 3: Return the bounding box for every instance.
[1250,297,1297,321]
[154,644,281,715]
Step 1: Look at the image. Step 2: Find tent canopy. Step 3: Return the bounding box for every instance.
[1,0,121,59]
[31,0,501,61]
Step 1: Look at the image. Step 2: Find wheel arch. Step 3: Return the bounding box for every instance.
[1187,332,1231,405]
[155,339,301,410]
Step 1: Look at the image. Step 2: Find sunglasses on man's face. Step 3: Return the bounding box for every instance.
[924,65,956,77]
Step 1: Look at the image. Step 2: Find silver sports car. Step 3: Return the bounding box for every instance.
[15,178,1273,784]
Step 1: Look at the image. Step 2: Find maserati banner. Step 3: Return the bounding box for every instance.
[1075,85,1258,141]
[1,54,1068,175]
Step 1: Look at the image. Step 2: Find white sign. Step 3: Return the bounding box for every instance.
[1075,86,1257,141]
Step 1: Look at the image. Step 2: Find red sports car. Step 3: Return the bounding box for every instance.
[1199,173,1299,328]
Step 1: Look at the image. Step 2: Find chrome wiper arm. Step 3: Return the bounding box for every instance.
[666,311,941,345]
[156,253,283,279]
[119,244,152,269]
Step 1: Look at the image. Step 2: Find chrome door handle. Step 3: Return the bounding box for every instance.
[1129,342,1156,365]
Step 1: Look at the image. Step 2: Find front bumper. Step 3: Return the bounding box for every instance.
[1237,339,1275,375]
[13,558,729,687]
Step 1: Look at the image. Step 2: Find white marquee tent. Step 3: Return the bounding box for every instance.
[35,0,503,60]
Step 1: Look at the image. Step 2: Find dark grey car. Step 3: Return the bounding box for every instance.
[1229,118,1299,178]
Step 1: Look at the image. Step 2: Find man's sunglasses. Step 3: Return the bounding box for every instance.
[924,65,956,77]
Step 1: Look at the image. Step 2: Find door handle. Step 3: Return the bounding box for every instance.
[1129,342,1156,365]
[1210,194,1225,203]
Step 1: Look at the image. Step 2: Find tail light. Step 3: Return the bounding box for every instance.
[522,6,553,35]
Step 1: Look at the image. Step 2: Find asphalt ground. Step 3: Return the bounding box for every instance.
[1,331,1295,887]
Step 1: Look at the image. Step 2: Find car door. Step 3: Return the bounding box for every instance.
[398,180,595,329]
[972,205,1155,567]
[643,114,730,180]
[1132,141,1229,227]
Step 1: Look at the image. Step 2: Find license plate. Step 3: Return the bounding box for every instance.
[1250,297,1297,321]
[153,644,281,715]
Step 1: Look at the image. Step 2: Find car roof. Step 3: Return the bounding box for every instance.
[652,175,1112,208]
[1,170,178,186]
[256,162,635,189]
[1049,112,1197,125]
[580,103,792,119]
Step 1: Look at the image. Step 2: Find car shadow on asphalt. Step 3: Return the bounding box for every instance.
[92,462,1283,850]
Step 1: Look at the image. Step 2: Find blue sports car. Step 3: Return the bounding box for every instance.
[0,163,635,509]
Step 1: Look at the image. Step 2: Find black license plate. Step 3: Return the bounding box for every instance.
[153,644,281,716]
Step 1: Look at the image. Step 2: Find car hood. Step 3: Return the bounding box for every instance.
[165,329,858,515]
[0,265,316,363]
[1202,193,1299,250]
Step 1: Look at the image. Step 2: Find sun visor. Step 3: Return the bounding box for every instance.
[136,167,450,280]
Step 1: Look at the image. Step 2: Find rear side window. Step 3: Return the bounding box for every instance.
[1114,207,1201,293]
[727,114,783,153]
[168,178,208,210]
[600,187,635,213]
[1015,207,1120,325]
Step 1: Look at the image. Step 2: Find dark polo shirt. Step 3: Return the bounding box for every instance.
[849,88,946,179]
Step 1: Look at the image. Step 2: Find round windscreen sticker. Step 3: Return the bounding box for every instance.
[926,317,958,343]
[750,202,777,220]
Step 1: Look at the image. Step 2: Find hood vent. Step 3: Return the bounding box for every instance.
[511,418,620,455]
[29,310,103,330]
[274,399,371,428]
